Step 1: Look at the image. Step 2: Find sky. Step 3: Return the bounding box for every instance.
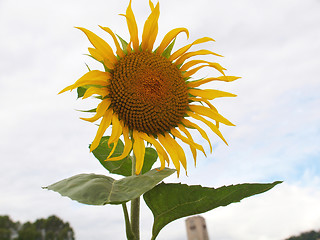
[0,0,320,239]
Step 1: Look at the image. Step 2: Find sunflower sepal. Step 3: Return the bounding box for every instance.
[91,136,159,176]
[77,85,104,98]
[84,54,112,72]
[143,181,282,240]
[43,168,176,206]
[76,108,97,113]
[77,85,107,99]
[160,38,176,59]
[77,86,87,98]
[117,34,129,54]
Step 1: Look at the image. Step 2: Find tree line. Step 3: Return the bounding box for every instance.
[285,230,320,240]
[0,215,74,240]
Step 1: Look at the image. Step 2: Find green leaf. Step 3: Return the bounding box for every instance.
[43,168,176,205]
[161,38,176,59]
[141,147,158,174]
[91,136,158,176]
[92,136,132,176]
[143,181,282,240]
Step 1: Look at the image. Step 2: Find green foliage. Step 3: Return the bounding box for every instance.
[141,147,158,174]
[0,229,11,240]
[0,215,17,230]
[44,168,175,205]
[34,215,74,240]
[0,215,74,240]
[17,222,41,240]
[285,230,320,240]
[91,136,158,176]
[0,215,19,240]
[92,136,132,176]
[143,181,282,240]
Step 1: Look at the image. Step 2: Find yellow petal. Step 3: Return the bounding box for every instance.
[90,109,113,151]
[126,40,133,52]
[208,62,227,76]
[108,114,122,147]
[121,0,139,52]
[107,140,118,159]
[141,2,160,51]
[149,0,155,10]
[175,49,223,66]
[133,130,145,175]
[156,28,189,55]
[82,87,109,99]
[187,76,236,88]
[171,128,206,156]
[189,97,218,112]
[76,27,117,65]
[169,37,215,61]
[59,70,111,94]
[99,26,125,58]
[189,89,237,100]
[181,118,212,153]
[139,132,168,170]
[183,65,207,78]
[188,97,220,127]
[177,124,197,165]
[107,123,132,161]
[183,62,226,78]
[189,105,234,126]
[158,133,181,175]
[80,99,111,122]
[180,60,209,72]
[88,47,104,62]
[216,76,241,82]
[187,111,228,145]
[164,132,187,172]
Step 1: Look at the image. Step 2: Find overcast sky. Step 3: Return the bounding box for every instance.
[1,0,320,239]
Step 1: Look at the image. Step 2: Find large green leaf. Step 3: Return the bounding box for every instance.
[44,168,175,205]
[91,136,158,176]
[143,181,282,240]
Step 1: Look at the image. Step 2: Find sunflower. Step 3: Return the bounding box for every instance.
[60,0,239,176]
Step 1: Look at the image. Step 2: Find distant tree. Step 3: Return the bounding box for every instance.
[285,230,320,240]
[0,215,74,240]
[34,215,74,240]
[17,222,41,240]
[0,215,19,240]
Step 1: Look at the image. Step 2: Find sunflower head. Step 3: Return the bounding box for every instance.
[59,0,239,176]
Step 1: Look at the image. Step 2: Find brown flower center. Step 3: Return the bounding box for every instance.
[109,51,188,135]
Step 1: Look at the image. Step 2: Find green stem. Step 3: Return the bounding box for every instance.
[130,153,140,240]
[131,198,140,240]
[122,203,135,240]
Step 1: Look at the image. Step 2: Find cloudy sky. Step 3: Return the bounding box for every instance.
[1,0,320,239]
